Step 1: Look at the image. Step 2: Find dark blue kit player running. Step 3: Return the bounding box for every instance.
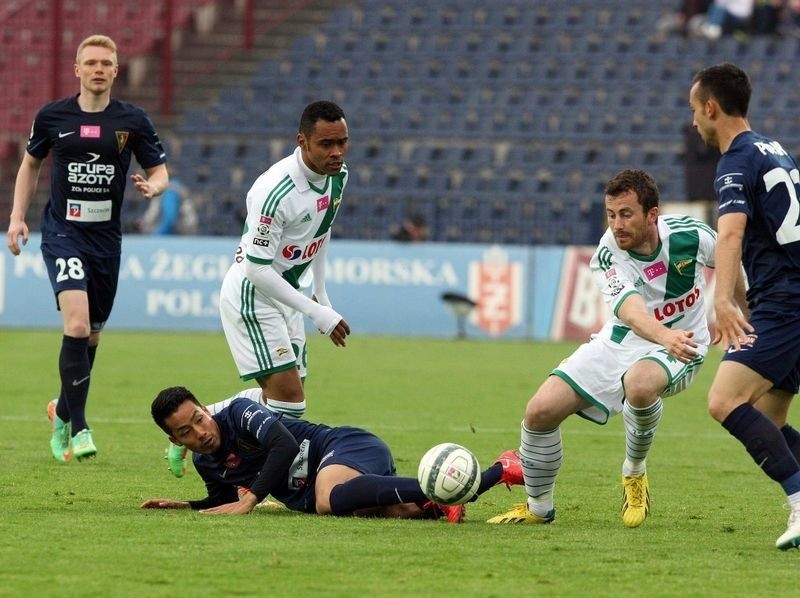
[5,34,169,463]
[142,387,524,522]
[690,62,800,550]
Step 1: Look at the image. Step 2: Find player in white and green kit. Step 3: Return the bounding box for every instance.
[490,169,720,528]
[219,101,351,419]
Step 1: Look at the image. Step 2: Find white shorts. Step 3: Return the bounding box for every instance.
[219,266,307,381]
[554,335,706,425]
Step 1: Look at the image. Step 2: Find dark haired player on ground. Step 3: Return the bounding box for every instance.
[142,387,522,521]
[690,62,800,549]
[6,34,168,462]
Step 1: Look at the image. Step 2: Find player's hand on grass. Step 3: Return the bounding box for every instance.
[140,498,191,509]
[199,494,258,515]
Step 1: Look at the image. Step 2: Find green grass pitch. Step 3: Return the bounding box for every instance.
[1,329,798,596]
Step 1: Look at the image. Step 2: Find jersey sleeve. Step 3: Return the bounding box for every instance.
[716,152,755,219]
[25,106,53,160]
[228,398,280,443]
[696,219,717,269]
[130,109,166,169]
[590,238,640,317]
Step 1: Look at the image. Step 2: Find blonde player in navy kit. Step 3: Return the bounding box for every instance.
[5,34,168,463]
[489,169,719,528]
[219,101,350,419]
[691,62,800,550]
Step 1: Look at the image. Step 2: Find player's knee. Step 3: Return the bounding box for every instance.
[64,322,91,338]
[524,397,560,430]
[707,392,730,423]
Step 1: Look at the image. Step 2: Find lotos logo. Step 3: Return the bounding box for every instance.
[282,237,326,261]
[653,287,701,321]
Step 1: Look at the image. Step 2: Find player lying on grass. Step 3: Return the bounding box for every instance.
[141,386,521,521]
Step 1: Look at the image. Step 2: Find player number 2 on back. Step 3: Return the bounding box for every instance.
[765,167,800,245]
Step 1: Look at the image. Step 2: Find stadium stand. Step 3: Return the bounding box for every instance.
[4,0,800,244]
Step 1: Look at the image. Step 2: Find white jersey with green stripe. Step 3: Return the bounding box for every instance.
[231,147,347,289]
[589,214,716,347]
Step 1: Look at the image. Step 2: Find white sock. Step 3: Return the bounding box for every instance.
[622,398,662,477]
[266,398,306,418]
[520,422,562,516]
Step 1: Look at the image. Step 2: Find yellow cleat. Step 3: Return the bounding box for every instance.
[487,503,554,524]
[621,473,650,528]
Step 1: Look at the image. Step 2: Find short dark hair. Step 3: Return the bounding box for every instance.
[151,386,201,435]
[605,169,660,213]
[692,62,751,118]
[299,100,346,137]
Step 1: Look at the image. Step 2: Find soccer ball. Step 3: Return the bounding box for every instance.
[417,443,481,505]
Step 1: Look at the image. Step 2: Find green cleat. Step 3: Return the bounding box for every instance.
[487,503,555,524]
[166,443,188,478]
[71,428,97,461]
[49,400,72,462]
[621,473,650,528]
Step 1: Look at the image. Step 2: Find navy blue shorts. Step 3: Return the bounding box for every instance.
[41,237,120,332]
[318,426,397,476]
[283,426,397,513]
[721,305,800,394]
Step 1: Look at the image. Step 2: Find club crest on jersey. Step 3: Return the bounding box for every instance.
[317,195,329,212]
[643,262,667,281]
[115,131,129,153]
[673,258,694,274]
[223,453,241,469]
[80,125,100,138]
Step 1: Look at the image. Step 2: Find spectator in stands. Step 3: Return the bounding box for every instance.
[656,0,713,36]
[392,213,429,242]
[138,175,197,235]
[5,34,169,463]
[751,0,783,34]
[699,0,754,39]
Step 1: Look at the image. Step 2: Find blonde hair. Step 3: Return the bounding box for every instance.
[76,35,118,64]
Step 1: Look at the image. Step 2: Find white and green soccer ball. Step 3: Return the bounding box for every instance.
[417,442,481,505]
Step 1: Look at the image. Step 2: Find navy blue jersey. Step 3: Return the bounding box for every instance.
[716,130,800,305]
[192,398,334,508]
[28,94,166,257]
